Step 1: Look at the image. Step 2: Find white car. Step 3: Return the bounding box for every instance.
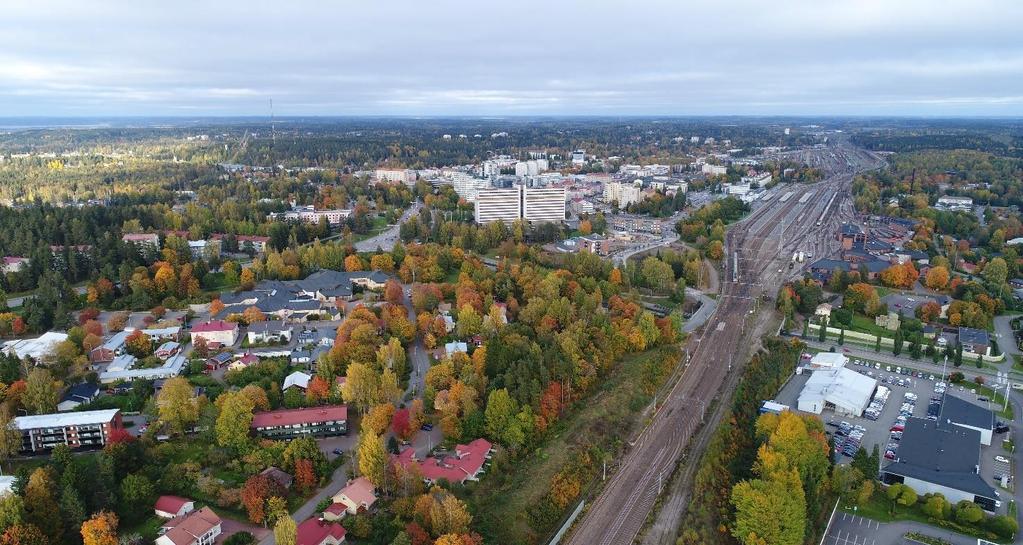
[995,456,1010,464]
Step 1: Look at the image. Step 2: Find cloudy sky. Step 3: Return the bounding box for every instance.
[2,0,1022,116]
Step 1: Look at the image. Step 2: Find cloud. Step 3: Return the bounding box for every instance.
[0,0,1021,115]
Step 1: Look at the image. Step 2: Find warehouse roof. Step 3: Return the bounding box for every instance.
[883,418,996,499]
[940,394,994,431]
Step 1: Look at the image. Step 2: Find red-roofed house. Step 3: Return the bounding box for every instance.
[155,495,195,519]
[156,507,222,545]
[1,256,28,274]
[296,518,346,545]
[251,405,348,440]
[322,503,347,522]
[393,438,493,485]
[189,320,239,347]
[329,477,377,517]
[122,233,160,248]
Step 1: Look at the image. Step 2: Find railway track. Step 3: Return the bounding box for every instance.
[563,143,885,545]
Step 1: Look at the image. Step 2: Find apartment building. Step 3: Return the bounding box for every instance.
[475,187,523,224]
[14,409,123,453]
[250,405,348,440]
[523,187,567,222]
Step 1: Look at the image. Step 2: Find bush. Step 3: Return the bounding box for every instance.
[223,532,254,545]
[832,308,853,327]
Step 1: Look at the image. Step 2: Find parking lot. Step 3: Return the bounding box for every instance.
[775,353,1013,510]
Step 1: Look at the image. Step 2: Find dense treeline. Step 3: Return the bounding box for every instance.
[676,337,807,545]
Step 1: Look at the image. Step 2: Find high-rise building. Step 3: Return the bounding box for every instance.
[475,187,523,224]
[523,187,567,222]
[603,181,642,207]
[474,186,565,224]
[571,150,586,165]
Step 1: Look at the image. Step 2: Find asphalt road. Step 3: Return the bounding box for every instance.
[354,201,421,252]
[566,141,886,545]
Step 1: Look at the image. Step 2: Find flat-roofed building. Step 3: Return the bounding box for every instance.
[14,409,122,453]
[475,187,522,224]
[523,187,566,223]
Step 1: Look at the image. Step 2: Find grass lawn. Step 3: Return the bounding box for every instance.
[846,493,1009,543]
[462,347,678,545]
[848,314,894,339]
[124,515,165,541]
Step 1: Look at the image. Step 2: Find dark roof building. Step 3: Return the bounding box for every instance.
[882,418,997,511]
[939,394,995,445]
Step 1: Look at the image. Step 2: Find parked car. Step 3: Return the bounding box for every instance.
[421,423,434,431]
[995,456,1010,464]
[332,448,343,455]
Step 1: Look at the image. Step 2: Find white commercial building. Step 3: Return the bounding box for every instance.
[475,187,522,224]
[935,196,974,211]
[571,150,586,165]
[701,164,727,176]
[450,173,490,202]
[809,352,847,370]
[2,332,69,361]
[523,187,567,223]
[797,367,877,416]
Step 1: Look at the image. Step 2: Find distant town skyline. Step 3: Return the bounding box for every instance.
[3,0,1023,117]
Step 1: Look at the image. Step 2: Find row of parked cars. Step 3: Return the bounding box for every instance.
[884,392,919,460]
[832,421,867,457]
[863,385,891,421]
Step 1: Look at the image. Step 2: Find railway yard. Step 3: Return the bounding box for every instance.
[565,141,886,545]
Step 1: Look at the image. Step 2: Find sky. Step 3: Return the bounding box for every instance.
[2,0,1023,117]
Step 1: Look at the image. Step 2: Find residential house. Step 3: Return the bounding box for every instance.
[393,438,493,485]
[99,354,187,384]
[1,256,29,274]
[227,353,259,371]
[57,383,100,412]
[291,349,312,366]
[444,342,468,357]
[283,371,311,391]
[122,233,160,248]
[156,507,222,545]
[90,331,130,364]
[205,352,232,372]
[247,321,293,345]
[155,341,181,359]
[190,320,239,348]
[958,327,991,357]
[329,477,376,517]
[260,467,293,490]
[295,518,346,545]
[155,496,196,519]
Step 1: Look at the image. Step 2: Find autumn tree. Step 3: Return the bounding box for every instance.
[157,377,199,435]
[242,306,266,325]
[0,408,22,472]
[209,298,226,317]
[239,384,271,411]
[344,255,365,272]
[241,474,284,525]
[215,391,255,451]
[0,525,48,545]
[293,459,316,494]
[305,376,330,405]
[81,511,118,545]
[983,257,1009,288]
[843,283,880,316]
[124,330,153,358]
[23,369,60,415]
[23,468,60,543]
[385,279,404,305]
[924,266,950,291]
[391,408,414,442]
[358,431,388,487]
[274,516,296,545]
[363,403,396,436]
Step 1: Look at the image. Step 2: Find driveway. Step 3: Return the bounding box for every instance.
[995,315,1021,358]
